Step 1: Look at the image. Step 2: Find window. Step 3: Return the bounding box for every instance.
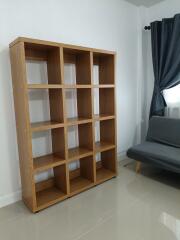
[164,84,180,118]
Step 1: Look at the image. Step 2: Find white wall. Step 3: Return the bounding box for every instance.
[0,0,140,207]
[148,0,180,21]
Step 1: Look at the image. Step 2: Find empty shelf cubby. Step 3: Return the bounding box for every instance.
[67,123,93,161]
[25,43,62,86]
[95,119,115,152]
[93,88,115,118]
[35,164,68,210]
[65,88,92,124]
[93,53,114,85]
[28,88,64,131]
[68,156,94,195]
[95,149,116,183]
[32,128,66,173]
[63,48,91,85]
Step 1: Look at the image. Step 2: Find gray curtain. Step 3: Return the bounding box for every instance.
[150,14,180,117]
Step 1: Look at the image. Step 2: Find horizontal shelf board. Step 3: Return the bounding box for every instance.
[28,84,115,89]
[66,117,92,125]
[93,85,115,88]
[68,147,93,161]
[70,176,93,195]
[94,114,115,121]
[10,37,116,55]
[95,141,115,153]
[33,154,66,173]
[96,167,116,184]
[36,186,67,210]
[28,84,63,89]
[31,121,64,132]
[64,85,92,89]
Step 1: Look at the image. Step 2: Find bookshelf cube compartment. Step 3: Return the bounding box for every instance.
[32,128,66,173]
[96,149,116,183]
[95,119,115,152]
[68,156,94,195]
[67,123,93,161]
[25,43,62,85]
[63,48,91,85]
[28,88,64,131]
[93,88,115,118]
[35,164,68,209]
[65,88,92,123]
[93,53,114,85]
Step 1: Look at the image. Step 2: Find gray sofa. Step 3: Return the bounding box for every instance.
[127,116,180,173]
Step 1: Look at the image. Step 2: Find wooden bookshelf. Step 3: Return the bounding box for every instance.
[9,37,117,212]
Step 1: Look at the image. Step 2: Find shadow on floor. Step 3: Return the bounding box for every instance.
[123,160,180,190]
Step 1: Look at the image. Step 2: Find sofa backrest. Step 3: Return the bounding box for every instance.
[147,116,180,147]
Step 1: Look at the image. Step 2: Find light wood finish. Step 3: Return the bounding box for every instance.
[64,85,91,89]
[95,142,115,152]
[31,121,64,132]
[36,186,67,210]
[10,37,115,55]
[49,89,64,123]
[66,117,92,126]
[96,168,115,184]
[10,37,117,212]
[70,177,93,196]
[28,84,63,89]
[10,42,36,212]
[51,128,66,159]
[67,122,93,161]
[93,53,114,84]
[99,88,115,116]
[136,161,141,173]
[93,84,115,88]
[77,89,92,118]
[68,147,92,161]
[69,156,94,195]
[33,154,66,173]
[94,114,115,121]
[47,47,62,84]
[95,150,116,184]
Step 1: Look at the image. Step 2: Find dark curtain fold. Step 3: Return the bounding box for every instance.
[150,14,180,117]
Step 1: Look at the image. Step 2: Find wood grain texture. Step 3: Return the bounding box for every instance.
[9,37,115,55]
[68,147,92,161]
[10,37,117,212]
[77,88,92,118]
[28,84,63,89]
[10,42,36,211]
[136,161,141,173]
[99,88,115,116]
[33,154,66,173]
[31,121,64,132]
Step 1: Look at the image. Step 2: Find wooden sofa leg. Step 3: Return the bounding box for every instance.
[136,161,141,173]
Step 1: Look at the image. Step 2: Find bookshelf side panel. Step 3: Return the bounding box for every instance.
[10,42,36,211]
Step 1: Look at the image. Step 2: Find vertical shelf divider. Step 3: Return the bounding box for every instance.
[90,51,96,183]
[60,46,70,195]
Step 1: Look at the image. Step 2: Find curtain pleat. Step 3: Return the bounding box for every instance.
[150,14,180,117]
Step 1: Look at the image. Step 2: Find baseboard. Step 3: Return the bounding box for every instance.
[117,151,127,161]
[0,190,21,208]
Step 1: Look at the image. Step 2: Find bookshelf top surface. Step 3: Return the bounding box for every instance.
[9,37,116,55]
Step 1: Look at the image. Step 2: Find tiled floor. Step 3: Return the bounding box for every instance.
[1,161,180,240]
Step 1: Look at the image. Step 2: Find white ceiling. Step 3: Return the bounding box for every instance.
[124,0,165,7]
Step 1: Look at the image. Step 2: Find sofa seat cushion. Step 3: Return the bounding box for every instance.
[127,141,180,172]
